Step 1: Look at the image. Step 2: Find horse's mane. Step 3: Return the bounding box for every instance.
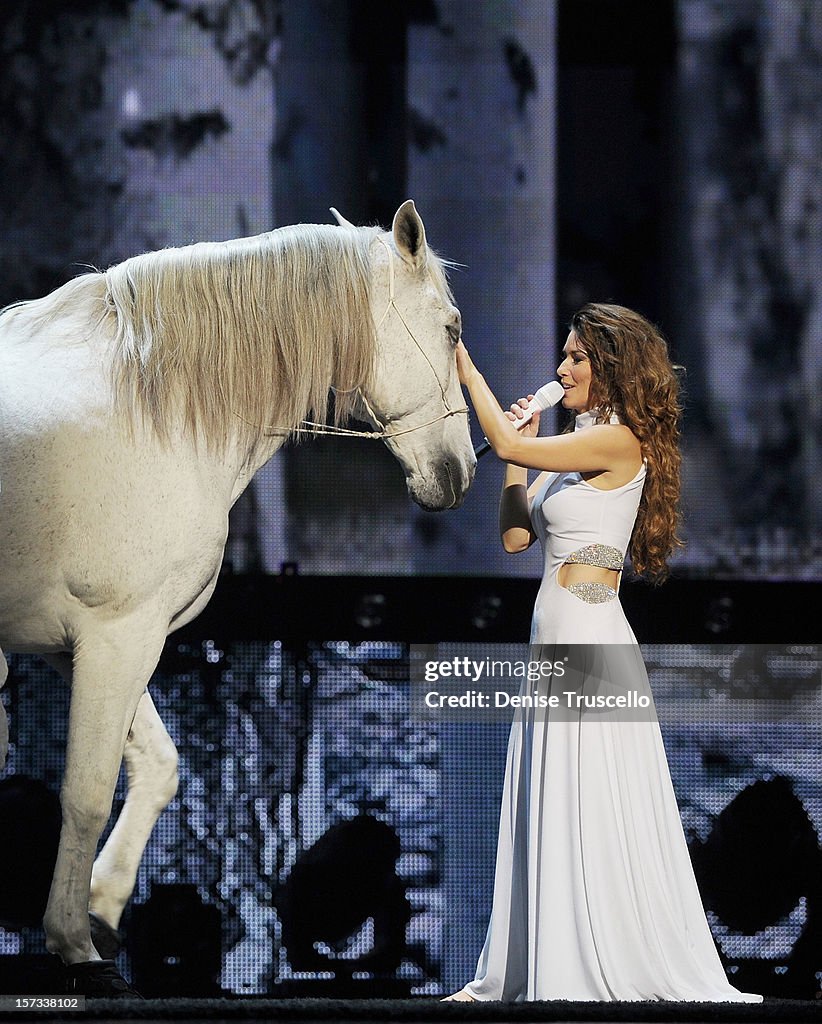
[1,224,456,460]
[101,224,385,458]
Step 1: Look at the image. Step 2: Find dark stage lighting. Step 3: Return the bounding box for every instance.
[0,776,61,930]
[277,815,411,982]
[692,776,822,998]
[354,593,388,630]
[131,883,223,997]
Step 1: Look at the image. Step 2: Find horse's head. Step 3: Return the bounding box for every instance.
[342,201,476,511]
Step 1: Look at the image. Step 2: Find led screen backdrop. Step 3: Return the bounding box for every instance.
[2,642,820,998]
[0,0,818,580]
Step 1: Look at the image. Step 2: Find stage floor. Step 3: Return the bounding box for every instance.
[1,997,819,1024]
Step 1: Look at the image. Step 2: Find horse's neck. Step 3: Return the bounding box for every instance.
[229,433,287,505]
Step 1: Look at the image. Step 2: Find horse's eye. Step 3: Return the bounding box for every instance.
[446,323,461,346]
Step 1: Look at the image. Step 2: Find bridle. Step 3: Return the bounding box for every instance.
[249,237,468,442]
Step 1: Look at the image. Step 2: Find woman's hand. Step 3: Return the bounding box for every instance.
[506,397,540,437]
[455,340,478,386]
[454,344,541,459]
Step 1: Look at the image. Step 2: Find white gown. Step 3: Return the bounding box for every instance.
[463,410,762,1003]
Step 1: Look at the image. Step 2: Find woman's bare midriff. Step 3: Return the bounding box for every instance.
[556,563,620,591]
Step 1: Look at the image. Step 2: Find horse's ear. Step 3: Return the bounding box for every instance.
[330,207,355,228]
[392,199,427,269]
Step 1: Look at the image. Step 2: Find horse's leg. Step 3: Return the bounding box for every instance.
[42,618,166,965]
[89,689,178,931]
[42,657,178,937]
[0,647,8,771]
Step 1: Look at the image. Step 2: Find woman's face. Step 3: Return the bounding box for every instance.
[557,331,592,411]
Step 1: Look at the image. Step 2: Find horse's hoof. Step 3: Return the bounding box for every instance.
[89,911,122,960]
[65,959,142,998]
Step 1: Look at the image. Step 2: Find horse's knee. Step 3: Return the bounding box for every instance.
[153,739,179,809]
[127,709,179,810]
[60,786,112,841]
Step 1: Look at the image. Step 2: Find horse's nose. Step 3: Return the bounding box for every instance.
[443,459,472,508]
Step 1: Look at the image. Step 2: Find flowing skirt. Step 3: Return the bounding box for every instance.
[463,580,762,1002]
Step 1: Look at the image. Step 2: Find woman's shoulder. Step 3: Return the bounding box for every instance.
[582,421,641,457]
[578,424,643,489]
[597,422,642,455]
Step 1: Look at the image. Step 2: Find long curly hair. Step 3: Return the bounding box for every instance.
[569,303,685,584]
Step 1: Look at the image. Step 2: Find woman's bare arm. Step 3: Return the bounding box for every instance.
[500,467,551,553]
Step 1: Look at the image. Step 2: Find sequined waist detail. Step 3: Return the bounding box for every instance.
[564,582,619,604]
[563,543,624,570]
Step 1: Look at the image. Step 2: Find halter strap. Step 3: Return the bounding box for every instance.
[374,236,396,331]
[242,235,468,442]
[371,237,456,411]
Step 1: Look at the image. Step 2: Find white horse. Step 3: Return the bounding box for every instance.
[0,200,474,985]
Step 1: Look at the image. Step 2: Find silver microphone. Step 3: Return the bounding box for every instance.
[475,380,565,458]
